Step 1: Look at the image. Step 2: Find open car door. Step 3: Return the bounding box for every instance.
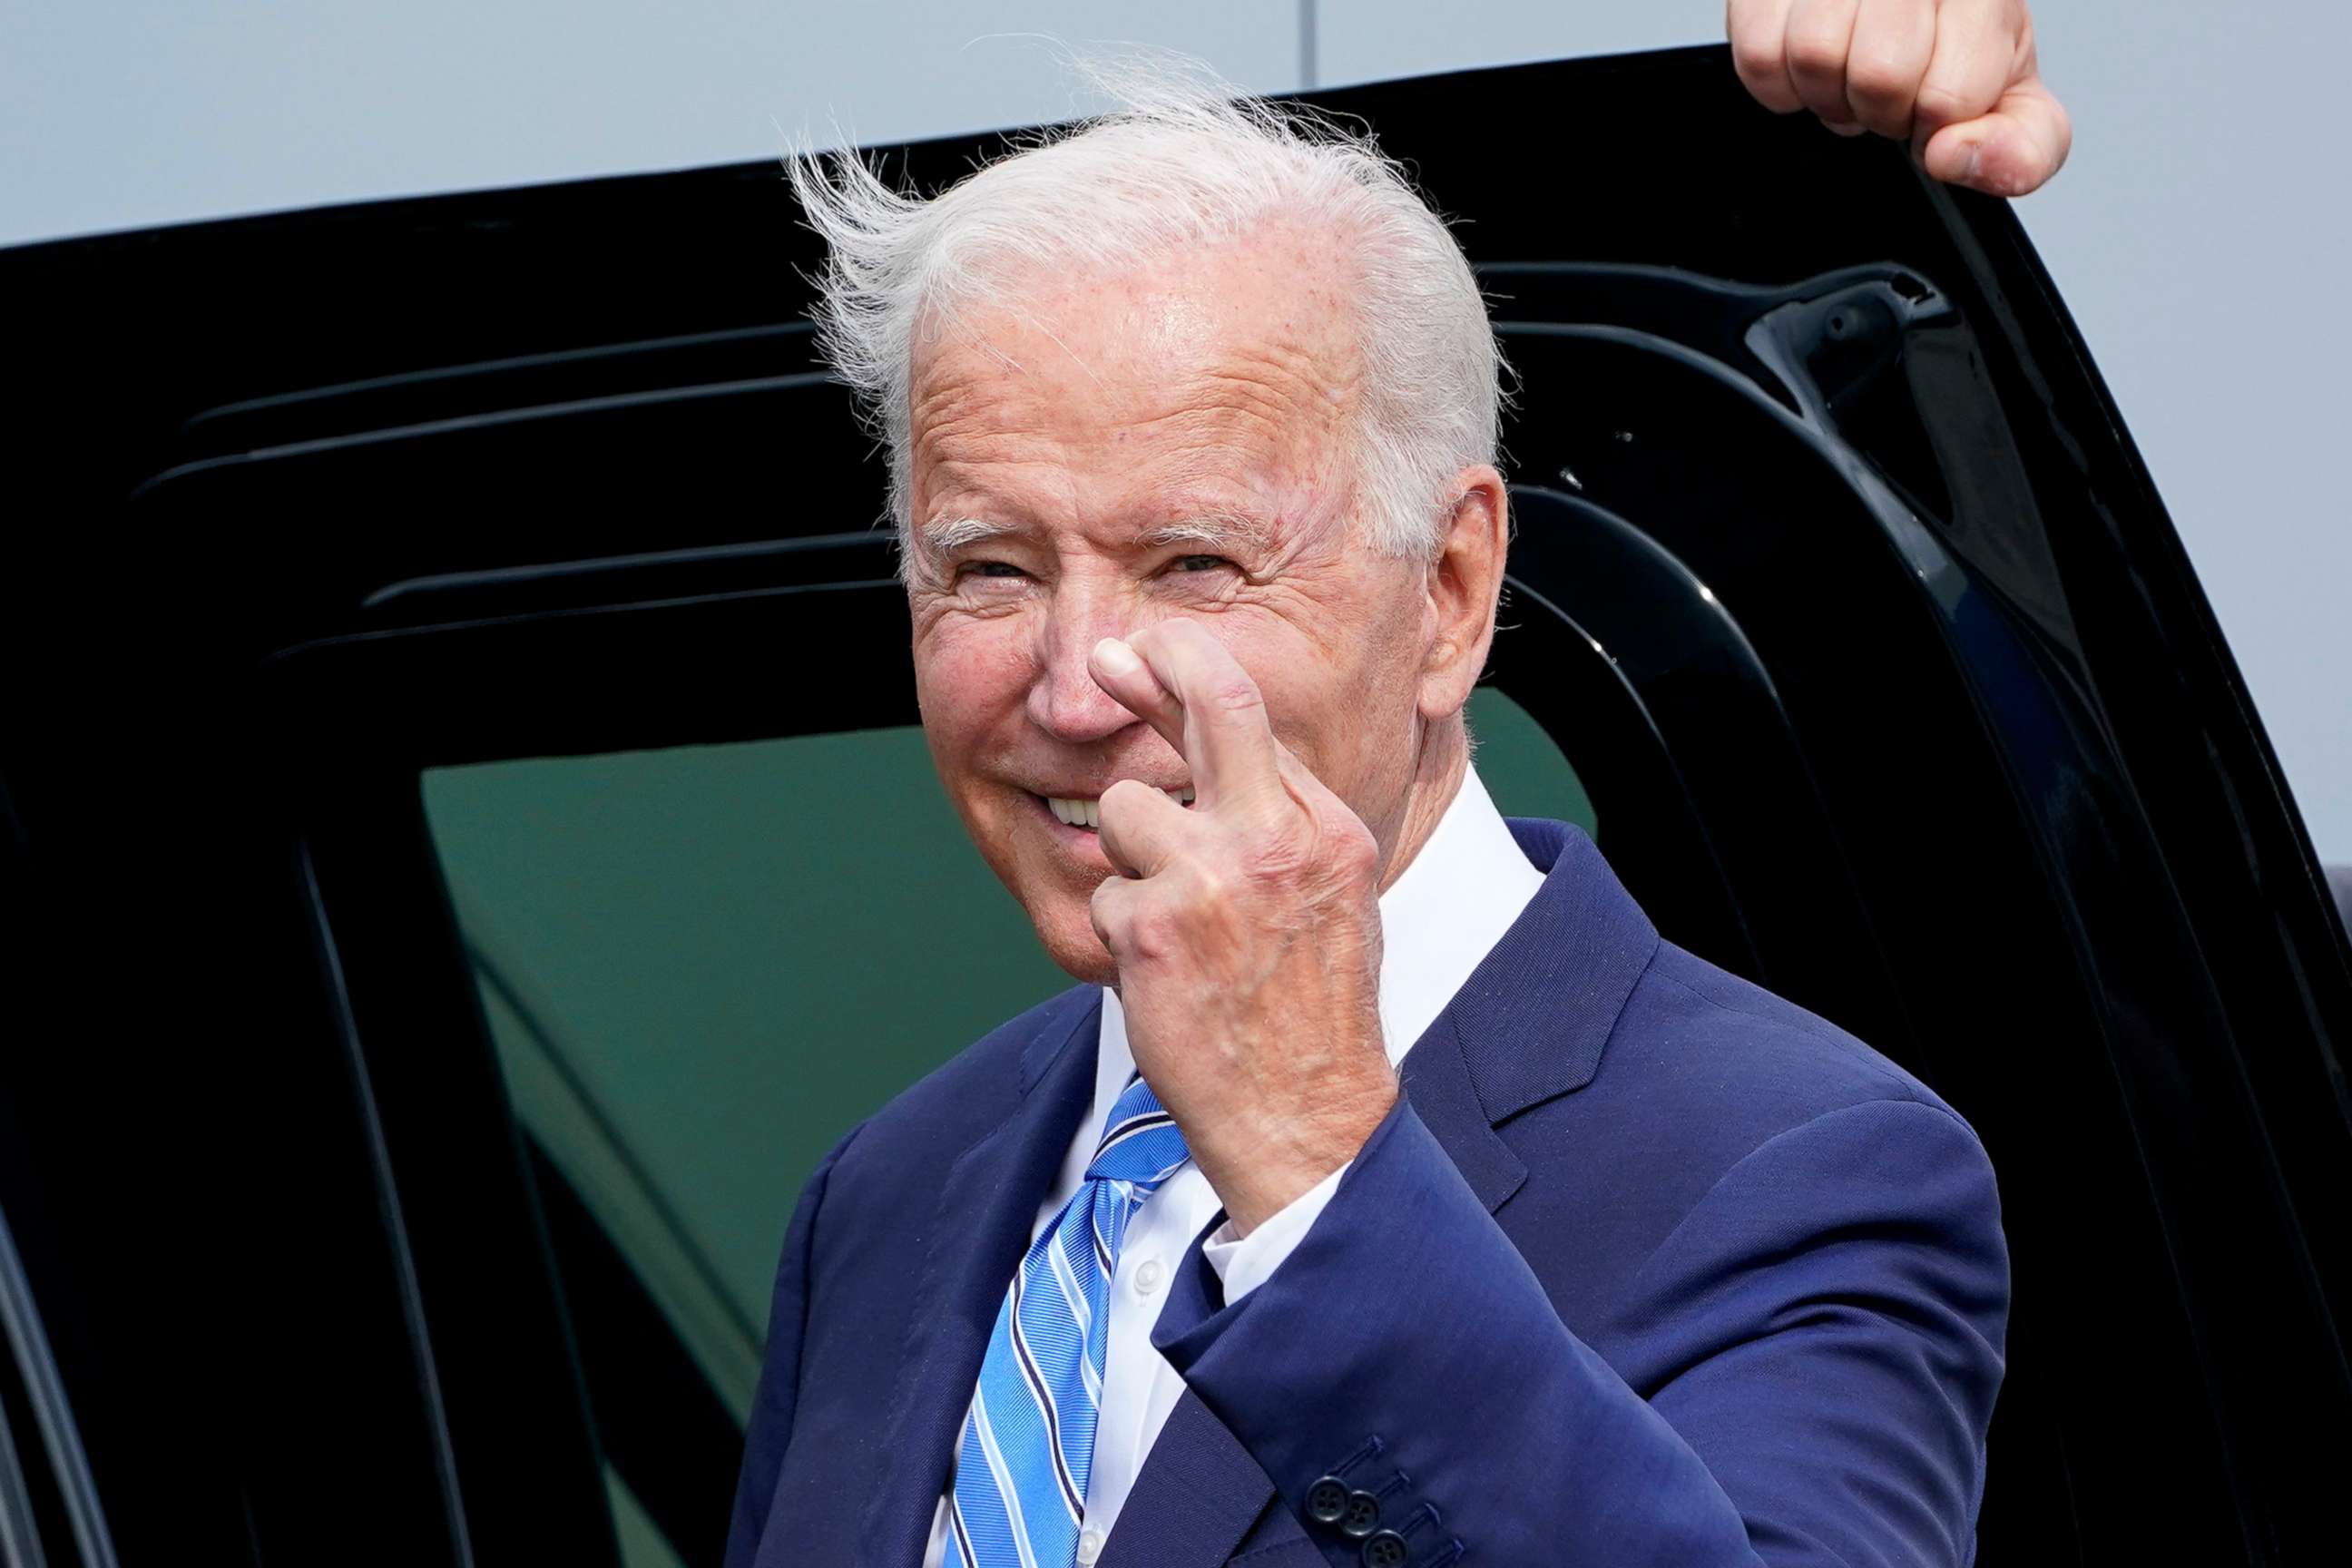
[5,44,2349,1567]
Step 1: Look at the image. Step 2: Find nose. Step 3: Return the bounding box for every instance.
[1026,577,1146,745]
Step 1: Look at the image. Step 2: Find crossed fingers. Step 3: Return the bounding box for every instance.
[1091,621,1283,816]
[1084,620,1291,885]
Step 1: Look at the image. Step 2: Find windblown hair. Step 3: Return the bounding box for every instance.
[785,51,1507,563]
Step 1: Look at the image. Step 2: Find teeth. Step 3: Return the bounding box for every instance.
[1044,788,1195,828]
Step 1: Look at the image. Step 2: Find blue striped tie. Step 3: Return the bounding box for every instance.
[943,1072,1192,1568]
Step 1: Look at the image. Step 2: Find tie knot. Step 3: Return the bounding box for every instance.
[1084,1072,1191,1189]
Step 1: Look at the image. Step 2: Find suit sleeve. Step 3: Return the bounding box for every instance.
[723,1123,865,1568]
[1151,1094,2009,1568]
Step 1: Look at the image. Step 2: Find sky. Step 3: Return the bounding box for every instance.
[5,1,2345,863]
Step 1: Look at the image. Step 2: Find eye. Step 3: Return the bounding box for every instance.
[1168,554,1236,574]
[958,560,1028,581]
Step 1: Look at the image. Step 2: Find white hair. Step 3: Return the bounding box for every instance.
[785,51,1508,566]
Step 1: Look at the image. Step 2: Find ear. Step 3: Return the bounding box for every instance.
[1416,464,1510,723]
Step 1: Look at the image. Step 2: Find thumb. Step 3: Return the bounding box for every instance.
[1916,76,2073,197]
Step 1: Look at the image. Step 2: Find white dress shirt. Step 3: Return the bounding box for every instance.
[922,765,1544,1568]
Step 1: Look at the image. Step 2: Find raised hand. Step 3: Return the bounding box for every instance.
[1085,619,1399,1237]
[1727,0,2073,196]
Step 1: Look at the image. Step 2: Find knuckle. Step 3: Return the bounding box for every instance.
[1727,30,1780,81]
[1911,79,1973,128]
[1844,54,1914,109]
[1784,31,1846,82]
[1126,902,1181,964]
[1308,813,1379,896]
[1089,900,1122,951]
[1203,675,1266,720]
[1732,65,1803,113]
[1333,819,1380,884]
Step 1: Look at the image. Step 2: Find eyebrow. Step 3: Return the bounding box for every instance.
[1136,513,1279,555]
[918,516,1019,554]
[916,510,1279,557]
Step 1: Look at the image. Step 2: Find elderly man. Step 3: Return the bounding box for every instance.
[727,7,2067,1568]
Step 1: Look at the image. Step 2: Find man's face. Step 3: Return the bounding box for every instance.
[904,231,1439,984]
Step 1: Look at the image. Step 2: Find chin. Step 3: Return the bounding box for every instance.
[1028,895,1119,986]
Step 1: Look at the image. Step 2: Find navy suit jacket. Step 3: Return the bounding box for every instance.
[724,819,2008,1568]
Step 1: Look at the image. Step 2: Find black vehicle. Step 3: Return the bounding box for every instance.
[3,44,2348,1568]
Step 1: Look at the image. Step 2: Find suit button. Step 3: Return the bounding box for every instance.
[1340,1491,1382,1538]
[1308,1475,1351,1524]
[1360,1530,1409,1568]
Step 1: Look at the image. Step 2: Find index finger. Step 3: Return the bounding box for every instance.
[1727,0,1804,114]
[1122,619,1285,811]
[1089,634,1189,758]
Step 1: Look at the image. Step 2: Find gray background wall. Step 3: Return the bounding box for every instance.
[7,0,2343,859]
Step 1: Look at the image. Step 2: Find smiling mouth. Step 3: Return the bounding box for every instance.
[1036,787,1196,829]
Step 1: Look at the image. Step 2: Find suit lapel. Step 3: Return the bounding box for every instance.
[1098,819,1660,1568]
[858,988,1105,1568]
[1449,818,1659,1123]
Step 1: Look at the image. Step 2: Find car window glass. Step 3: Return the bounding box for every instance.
[1469,683,1595,832]
[609,1471,682,1568]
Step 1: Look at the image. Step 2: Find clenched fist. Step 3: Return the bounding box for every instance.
[1084,620,1399,1238]
[1727,0,2073,196]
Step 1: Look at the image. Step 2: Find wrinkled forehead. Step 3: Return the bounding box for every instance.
[906,230,1366,503]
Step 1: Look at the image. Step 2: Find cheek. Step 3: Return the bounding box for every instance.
[1245,611,1421,790]
[914,618,1034,767]
[1343,583,1434,718]
[1226,626,1349,764]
